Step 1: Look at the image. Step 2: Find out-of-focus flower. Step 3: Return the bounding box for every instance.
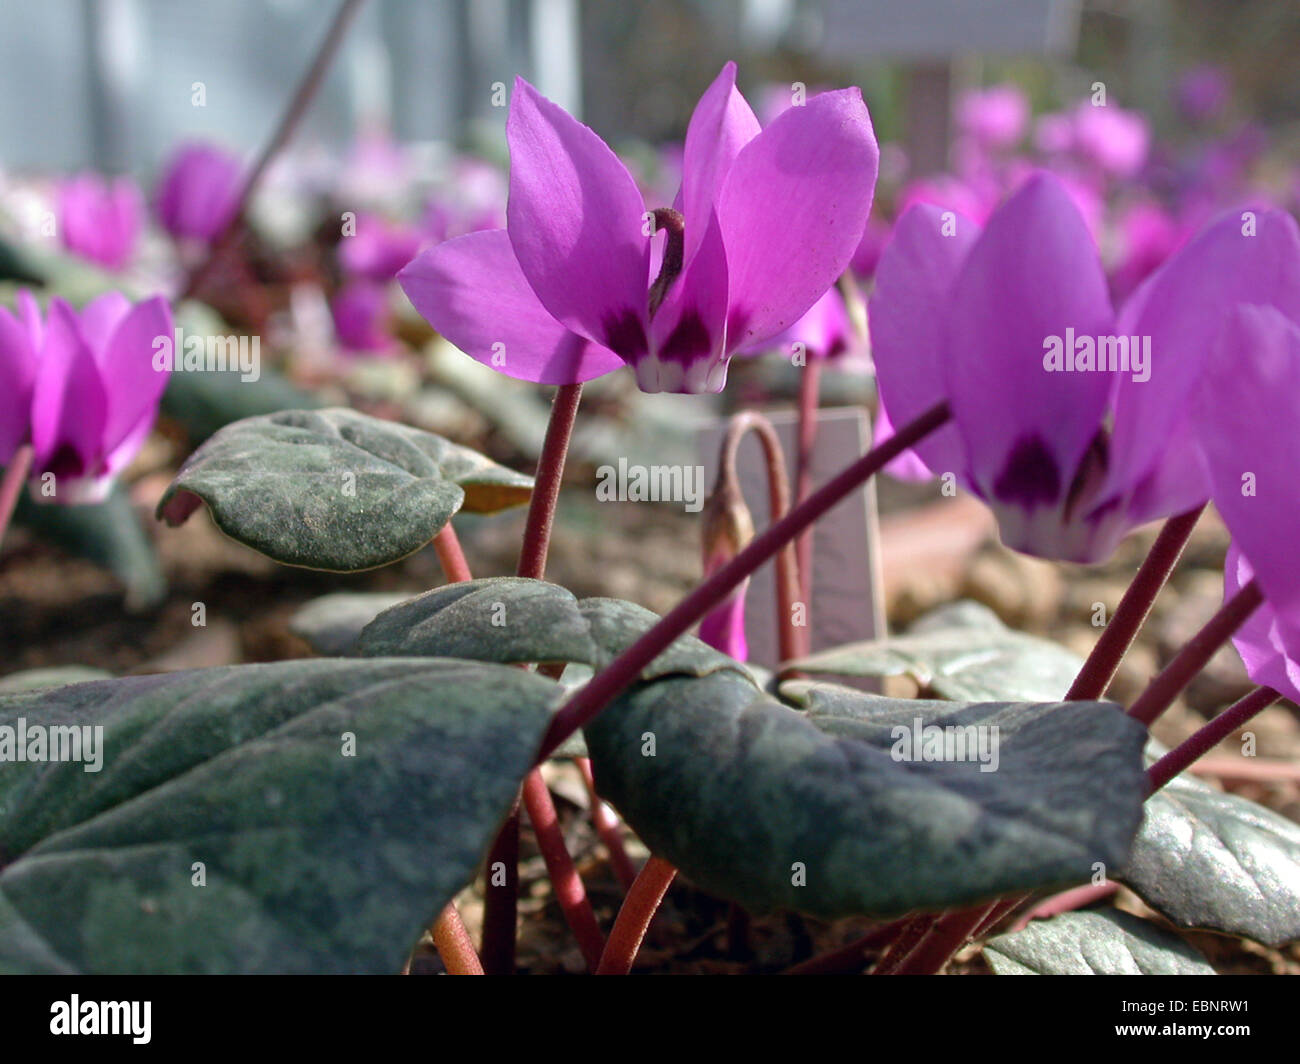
[58,173,143,271]
[1176,65,1230,123]
[697,471,755,661]
[1108,198,1187,302]
[870,175,1300,562]
[0,290,172,503]
[956,84,1029,150]
[399,63,879,393]
[1070,102,1150,179]
[331,280,396,354]
[339,212,423,282]
[156,142,243,244]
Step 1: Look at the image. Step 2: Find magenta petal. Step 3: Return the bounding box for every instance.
[77,291,133,351]
[717,87,880,351]
[641,210,731,392]
[946,174,1113,521]
[1224,546,1300,705]
[505,78,650,359]
[1107,207,1300,514]
[1194,304,1300,626]
[97,296,172,456]
[0,307,37,461]
[869,203,978,478]
[872,398,938,482]
[31,299,109,485]
[679,62,760,261]
[399,229,625,385]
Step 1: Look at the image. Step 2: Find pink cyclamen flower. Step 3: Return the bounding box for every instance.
[1176,65,1230,123]
[870,173,1300,563]
[0,289,172,503]
[1069,102,1149,179]
[156,142,243,244]
[331,280,396,355]
[399,63,879,394]
[956,84,1029,150]
[760,286,857,364]
[58,173,143,271]
[1194,304,1300,702]
[339,213,424,282]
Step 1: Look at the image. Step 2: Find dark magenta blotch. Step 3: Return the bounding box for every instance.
[602,310,648,360]
[993,435,1062,508]
[659,311,713,365]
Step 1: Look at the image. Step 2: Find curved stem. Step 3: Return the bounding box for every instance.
[596,857,676,975]
[538,401,952,761]
[521,771,606,972]
[794,359,822,618]
[431,905,484,975]
[1066,505,1206,700]
[0,444,33,549]
[719,411,805,662]
[180,0,366,301]
[1128,579,1263,726]
[1148,685,1279,792]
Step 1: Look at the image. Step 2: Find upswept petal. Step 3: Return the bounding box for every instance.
[31,299,109,485]
[399,229,624,385]
[506,78,650,360]
[1107,207,1300,511]
[97,295,173,453]
[1193,303,1300,630]
[1224,546,1300,705]
[0,306,37,461]
[679,62,760,261]
[946,173,1113,523]
[717,87,879,352]
[868,203,978,478]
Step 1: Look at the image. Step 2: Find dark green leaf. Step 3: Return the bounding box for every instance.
[0,657,560,973]
[157,408,533,572]
[781,600,1083,702]
[357,577,750,683]
[585,674,1149,918]
[984,909,1215,975]
[0,667,113,694]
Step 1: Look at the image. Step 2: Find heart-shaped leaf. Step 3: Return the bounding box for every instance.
[357,577,750,683]
[1121,757,1300,947]
[983,909,1215,975]
[585,675,1149,918]
[157,408,533,572]
[781,601,1084,703]
[290,591,420,656]
[0,657,561,973]
[0,667,113,694]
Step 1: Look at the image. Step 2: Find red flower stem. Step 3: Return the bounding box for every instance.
[783,916,914,975]
[1148,685,1279,792]
[180,0,366,302]
[431,523,472,583]
[794,358,822,618]
[430,905,484,975]
[892,907,990,975]
[720,411,805,661]
[1066,504,1206,700]
[0,444,33,549]
[537,401,952,761]
[902,504,1215,972]
[516,383,582,581]
[577,757,637,890]
[1128,579,1263,727]
[480,382,587,973]
[520,771,606,972]
[596,857,677,975]
[869,913,933,975]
